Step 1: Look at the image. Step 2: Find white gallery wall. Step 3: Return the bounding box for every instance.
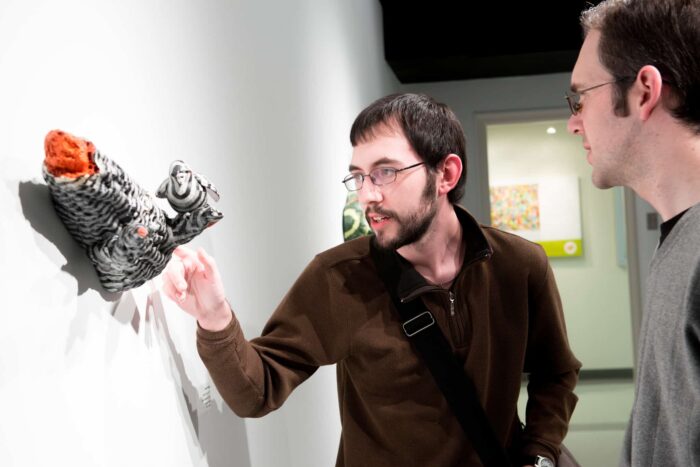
[0,1,397,467]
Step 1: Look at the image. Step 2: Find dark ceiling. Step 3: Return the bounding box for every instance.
[379,1,601,83]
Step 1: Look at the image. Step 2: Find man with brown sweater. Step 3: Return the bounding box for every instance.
[162,93,580,466]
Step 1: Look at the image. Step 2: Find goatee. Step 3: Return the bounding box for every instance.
[370,174,438,251]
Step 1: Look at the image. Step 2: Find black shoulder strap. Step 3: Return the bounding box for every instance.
[370,242,511,467]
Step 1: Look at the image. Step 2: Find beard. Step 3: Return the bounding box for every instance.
[369,174,438,251]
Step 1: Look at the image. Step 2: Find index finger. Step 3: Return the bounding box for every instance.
[173,245,205,275]
[197,248,220,282]
[173,245,197,261]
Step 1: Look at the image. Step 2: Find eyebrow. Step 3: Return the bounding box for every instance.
[348,157,402,172]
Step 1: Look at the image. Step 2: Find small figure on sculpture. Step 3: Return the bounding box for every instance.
[157,160,220,215]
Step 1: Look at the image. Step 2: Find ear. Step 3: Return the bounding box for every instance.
[437,154,463,196]
[635,65,663,121]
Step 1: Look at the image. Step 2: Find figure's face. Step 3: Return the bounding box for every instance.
[176,171,189,185]
[349,126,438,250]
[567,30,640,189]
[173,164,191,186]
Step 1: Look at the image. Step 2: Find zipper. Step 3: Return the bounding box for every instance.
[399,249,492,304]
[446,249,489,318]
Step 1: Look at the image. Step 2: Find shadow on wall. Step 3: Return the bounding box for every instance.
[20,179,250,466]
[115,288,252,467]
[18,180,120,301]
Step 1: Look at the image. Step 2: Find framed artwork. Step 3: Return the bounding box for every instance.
[490,176,583,257]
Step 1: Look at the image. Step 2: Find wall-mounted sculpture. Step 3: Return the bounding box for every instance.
[42,130,223,292]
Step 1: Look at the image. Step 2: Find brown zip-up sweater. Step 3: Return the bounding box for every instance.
[197,206,581,466]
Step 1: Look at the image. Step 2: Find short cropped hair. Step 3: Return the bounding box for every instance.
[350,93,467,203]
[581,0,700,133]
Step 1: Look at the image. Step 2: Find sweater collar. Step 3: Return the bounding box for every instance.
[369,205,493,302]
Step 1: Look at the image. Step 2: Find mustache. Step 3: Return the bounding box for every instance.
[365,207,396,218]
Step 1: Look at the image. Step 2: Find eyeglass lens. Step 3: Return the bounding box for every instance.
[344,168,396,190]
[566,94,581,115]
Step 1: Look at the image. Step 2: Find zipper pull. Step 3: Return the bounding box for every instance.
[449,291,455,316]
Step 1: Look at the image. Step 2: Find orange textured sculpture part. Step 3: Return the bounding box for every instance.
[44,129,98,178]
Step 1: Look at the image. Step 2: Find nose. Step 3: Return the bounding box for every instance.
[567,113,582,135]
[356,179,382,207]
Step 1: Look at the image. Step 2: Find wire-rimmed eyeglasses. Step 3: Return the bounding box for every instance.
[341,162,426,191]
[565,77,634,116]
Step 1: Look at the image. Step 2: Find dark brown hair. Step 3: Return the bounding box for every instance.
[581,0,700,133]
[350,93,467,203]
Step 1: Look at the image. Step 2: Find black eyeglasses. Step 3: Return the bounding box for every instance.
[342,162,426,191]
[565,77,634,115]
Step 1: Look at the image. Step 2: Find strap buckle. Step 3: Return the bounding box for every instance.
[402,311,435,337]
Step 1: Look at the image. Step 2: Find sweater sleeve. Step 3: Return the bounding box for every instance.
[520,250,582,461]
[684,263,700,463]
[196,255,350,418]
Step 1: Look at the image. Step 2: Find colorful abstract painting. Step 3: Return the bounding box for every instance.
[490,184,541,232]
[489,177,583,257]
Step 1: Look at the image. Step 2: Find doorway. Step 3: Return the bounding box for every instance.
[481,113,636,465]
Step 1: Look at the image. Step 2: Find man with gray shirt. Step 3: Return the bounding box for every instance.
[567,0,700,465]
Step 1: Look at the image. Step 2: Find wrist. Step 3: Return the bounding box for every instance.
[522,455,555,467]
[198,301,233,331]
[533,455,555,467]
